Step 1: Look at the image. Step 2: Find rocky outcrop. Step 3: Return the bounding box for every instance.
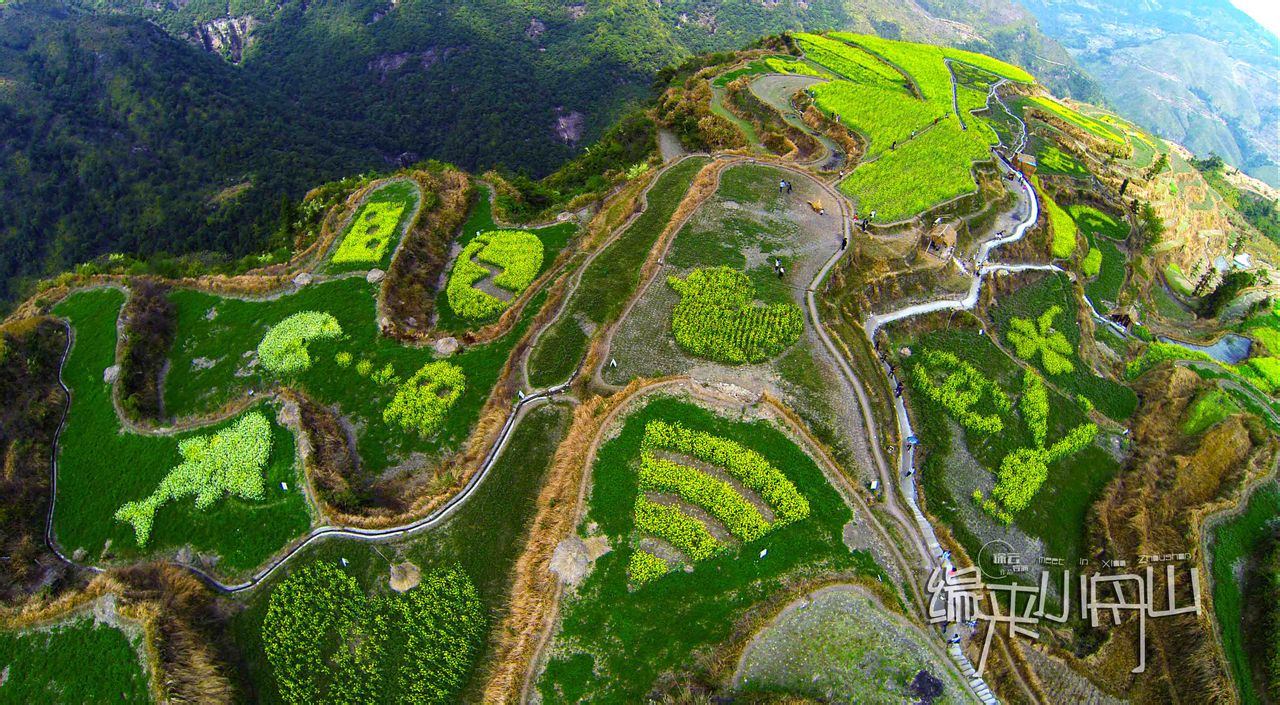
[189,16,256,64]
[553,107,585,145]
[368,47,459,82]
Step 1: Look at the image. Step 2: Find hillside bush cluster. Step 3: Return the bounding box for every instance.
[258,312,344,374]
[909,349,1011,434]
[642,421,809,523]
[1007,305,1075,375]
[262,561,483,704]
[382,361,466,437]
[446,229,544,321]
[115,412,273,545]
[119,279,177,420]
[666,267,803,364]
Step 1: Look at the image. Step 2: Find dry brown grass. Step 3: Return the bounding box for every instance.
[1078,366,1275,702]
[1,563,236,704]
[480,378,664,704]
[480,395,610,704]
[380,169,471,341]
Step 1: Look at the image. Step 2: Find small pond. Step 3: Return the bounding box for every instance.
[1158,333,1253,364]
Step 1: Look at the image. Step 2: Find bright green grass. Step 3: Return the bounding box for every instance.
[1181,389,1239,435]
[828,33,954,103]
[1244,357,1280,391]
[226,402,571,703]
[1041,186,1077,258]
[1067,205,1128,241]
[327,180,420,271]
[797,32,1004,221]
[1209,482,1280,705]
[53,289,310,571]
[989,273,1138,420]
[712,55,831,87]
[903,327,1119,566]
[433,185,577,332]
[1027,97,1125,145]
[837,123,994,222]
[1249,326,1280,355]
[1036,144,1089,177]
[537,396,882,703]
[164,277,541,474]
[810,80,942,158]
[938,46,1036,84]
[527,157,709,387]
[0,617,150,703]
[1084,239,1125,306]
[1071,206,1126,305]
[794,34,907,89]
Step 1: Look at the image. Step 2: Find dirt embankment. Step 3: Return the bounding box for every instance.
[1047,366,1277,703]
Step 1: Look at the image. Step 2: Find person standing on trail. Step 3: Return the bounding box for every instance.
[841,236,847,251]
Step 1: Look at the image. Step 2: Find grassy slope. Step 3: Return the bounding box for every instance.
[527,157,709,387]
[538,396,881,703]
[1209,482,1280,705]
[989,273,1138,420]
[227,402,571,703]
[1068,205,1127,305]
[53,289,309,570]
[164,277,539,473]
[905,328,1118,565]
[0,617,151,703]
[803,33,1000,222]
[432,184,578,332]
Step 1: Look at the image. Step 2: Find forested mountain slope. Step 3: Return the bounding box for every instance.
[1021,0,1280,186]
[0,0,1092,309]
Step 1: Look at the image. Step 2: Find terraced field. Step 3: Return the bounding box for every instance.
[799,33,1012,221]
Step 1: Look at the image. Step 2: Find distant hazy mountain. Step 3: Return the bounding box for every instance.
[1020,0,1280,186]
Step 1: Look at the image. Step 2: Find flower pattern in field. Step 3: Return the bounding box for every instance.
[666,266,803,365]
[257,311,344,374]
[114,412,273,545]
[382,361,466,437]
[446,229,544,321]
[1006,304,1075,375]
[627,420,809,585]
